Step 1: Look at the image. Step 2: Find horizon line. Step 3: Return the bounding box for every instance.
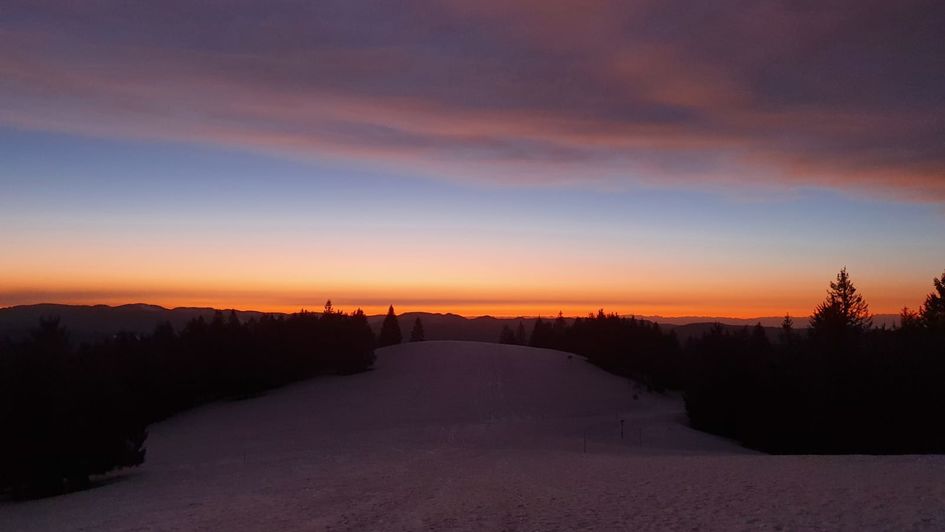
[0,301,902,323]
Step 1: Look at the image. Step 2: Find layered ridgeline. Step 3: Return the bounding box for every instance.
[0,304,567,345]
[0,304,900,346]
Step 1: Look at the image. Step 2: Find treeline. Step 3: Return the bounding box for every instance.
[684,268,945,453]
[491,268,945,453]
[0,302,375,498]
[500,311,682,391]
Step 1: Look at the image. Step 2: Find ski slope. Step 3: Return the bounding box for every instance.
[3,341,944,531]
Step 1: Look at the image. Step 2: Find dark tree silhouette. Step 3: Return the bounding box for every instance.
[810,267,872,336]
[900,306,922,330]
[920,270,945,330]
[529,316,552,347]
[684,268,945,453]
[528,310,681,391]
[779,314,795,345]
[409,317,425,342]
[377,305,402,347]
[553,311,567,337]
[498,324,517,344]
[515,322,527,345]
[0,305,377,497]
[0,318,147,498]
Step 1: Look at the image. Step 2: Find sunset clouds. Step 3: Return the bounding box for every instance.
[2,1,945,316]
[2,0,943,199]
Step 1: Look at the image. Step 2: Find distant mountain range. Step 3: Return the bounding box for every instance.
[0,303,899,345]
[638,314,899,328]
[0,304,270,344]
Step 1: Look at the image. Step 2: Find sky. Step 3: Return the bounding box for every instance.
[1,1,944,317]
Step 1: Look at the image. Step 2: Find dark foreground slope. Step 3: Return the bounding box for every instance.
[2,341,943,531]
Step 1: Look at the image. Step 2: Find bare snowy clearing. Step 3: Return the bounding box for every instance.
[3,341,944,531]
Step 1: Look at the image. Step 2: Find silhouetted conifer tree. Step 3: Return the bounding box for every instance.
[553,311,567,336]
[0,302,379,496]
[515,322,527,345]
[900,306,921,330]
[409,317,425,342]
[338,309,377,374]
[779,314,795,345]
[499,324,517,344]
[750,323,770,351]
[529,317,552,347]
[377,305,402,347]
[810,267,872,337]
[0,318,147,497]
[684,268,945,453]
[920,270,945,330]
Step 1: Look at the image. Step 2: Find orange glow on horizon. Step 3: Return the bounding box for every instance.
[2,239,939,320]
[0,285,931,320]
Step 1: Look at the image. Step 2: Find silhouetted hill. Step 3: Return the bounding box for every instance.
[641,314,898,329]
[0,304,270,344]
[0,304,899,345]
[0,305,573,345]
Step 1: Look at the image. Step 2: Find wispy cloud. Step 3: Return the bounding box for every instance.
[1,1,943,198]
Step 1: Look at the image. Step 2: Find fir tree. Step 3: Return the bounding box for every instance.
[499,325,517,344]
[377,305,402,347]
[919,270,945,330]
[810,267,872,335]
[409,317,425,342]
[515,322,527,345]
[529,317,550,347]
[900,306,921,330]
[779,314,795,345]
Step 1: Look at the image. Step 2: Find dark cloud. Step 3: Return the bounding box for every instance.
[1,0,943,198]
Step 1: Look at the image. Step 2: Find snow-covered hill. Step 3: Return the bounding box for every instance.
[3,341,944,530]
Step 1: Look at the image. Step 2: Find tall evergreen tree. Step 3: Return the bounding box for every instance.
[409,317,425,342]
[377,305,402,347]
[750,322,770,351]
[919,270,945,330]
[900,306,922,330]
[499,325,517,344]
[553,311,567,335]
[515,322,527,345]
[810,267,872,335]
[529,317,551,347]
[779,314,795,345]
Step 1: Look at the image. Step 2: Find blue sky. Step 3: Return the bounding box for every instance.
[2,1,943,316]
[3,126,943,316]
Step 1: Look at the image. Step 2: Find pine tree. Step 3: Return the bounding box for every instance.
[409,317,425,342]
[919,270,945,330]
[810,267,872,336]
[529,317,547,347]
[499,325,517,344]
[779,314,795,346]
[899,306,921,330]
[515,322,527,345]
[377,305,402,347]
[553,311,567,334]
[750,322,770,351]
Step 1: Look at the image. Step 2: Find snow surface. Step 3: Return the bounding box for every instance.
[3,341,945,531]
